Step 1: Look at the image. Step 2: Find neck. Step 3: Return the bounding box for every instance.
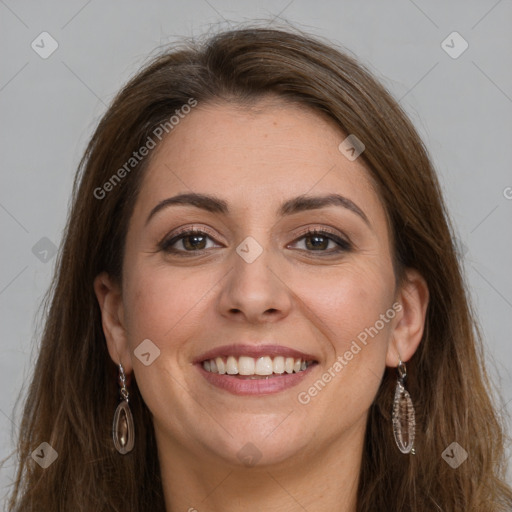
[156,422,364,512]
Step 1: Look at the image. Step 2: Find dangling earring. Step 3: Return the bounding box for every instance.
[112,363,135,454]
[391,357,416,454]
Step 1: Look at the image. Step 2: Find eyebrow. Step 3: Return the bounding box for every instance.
[145,192,371,227]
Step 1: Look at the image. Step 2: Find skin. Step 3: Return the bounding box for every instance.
[94,98,429,512]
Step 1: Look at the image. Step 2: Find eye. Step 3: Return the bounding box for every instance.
[158,227,352,256]
[159,229,221,254]
[289,228,352,254]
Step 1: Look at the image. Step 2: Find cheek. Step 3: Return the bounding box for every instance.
[292,265,395,430]
[122,264,209,347]
[293,261,395,351]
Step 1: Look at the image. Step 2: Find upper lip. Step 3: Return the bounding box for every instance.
[194,344,318,364]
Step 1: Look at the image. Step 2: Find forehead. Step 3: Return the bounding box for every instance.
[133,100,386,229]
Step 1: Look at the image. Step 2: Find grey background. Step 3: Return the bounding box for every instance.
[1,0,511,499]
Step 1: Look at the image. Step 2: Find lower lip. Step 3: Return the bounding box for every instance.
[196,363,317,395]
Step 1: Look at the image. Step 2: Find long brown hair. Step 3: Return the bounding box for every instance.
[3,24,512,511]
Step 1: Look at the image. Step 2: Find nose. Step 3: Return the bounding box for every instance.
[216,242,293,324]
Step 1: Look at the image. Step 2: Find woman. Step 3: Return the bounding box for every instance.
[4,25,512,511]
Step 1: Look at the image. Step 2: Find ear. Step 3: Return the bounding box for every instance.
[386,268,429,367]
[93,272,133,381]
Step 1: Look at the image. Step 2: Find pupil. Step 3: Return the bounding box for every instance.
[185,235,206,250]
[307,235,327,250]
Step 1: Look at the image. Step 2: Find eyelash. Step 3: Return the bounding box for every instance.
[158,227,352,256]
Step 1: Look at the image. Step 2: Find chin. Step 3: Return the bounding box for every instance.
[197,422,312,469]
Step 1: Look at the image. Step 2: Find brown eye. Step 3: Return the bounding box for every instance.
[180,233,208,251]
[160,230,219,254]
[304,233,331,250]
[290,229,352,254]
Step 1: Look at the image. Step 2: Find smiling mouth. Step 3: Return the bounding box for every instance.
[201,355,317,379]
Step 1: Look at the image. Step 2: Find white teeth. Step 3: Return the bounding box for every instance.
[238,356,255,375]
[216,357,226,374]
[255,356,273,375]
[226,356,238,375]
[201,355,313,376]
[273,356,285,374]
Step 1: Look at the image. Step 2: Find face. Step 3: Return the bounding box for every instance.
[98,98,414,469]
